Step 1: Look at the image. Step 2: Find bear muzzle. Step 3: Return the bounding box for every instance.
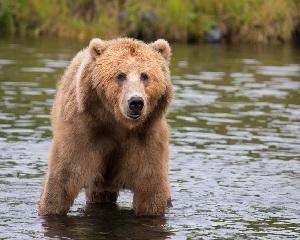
[127,96,144,119]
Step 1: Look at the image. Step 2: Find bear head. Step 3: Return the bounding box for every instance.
[77,38,173,129]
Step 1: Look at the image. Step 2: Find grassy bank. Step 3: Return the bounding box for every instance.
[1,0,300,44]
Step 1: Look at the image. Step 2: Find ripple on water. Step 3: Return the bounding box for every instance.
[257,64,300,77]
[186,71,225,81]
[21,67,55,73]
[42,59,70,68]
[0,59,15,65]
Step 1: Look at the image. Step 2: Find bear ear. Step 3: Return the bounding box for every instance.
[150,39,171,62]
[89,38,107,58]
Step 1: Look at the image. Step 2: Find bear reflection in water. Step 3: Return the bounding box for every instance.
[41,203,173,240]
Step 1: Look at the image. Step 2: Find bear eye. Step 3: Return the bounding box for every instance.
[140,72,149,82]
[115,72,126,82]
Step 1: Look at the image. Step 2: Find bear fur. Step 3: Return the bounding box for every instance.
[38,37,173,216]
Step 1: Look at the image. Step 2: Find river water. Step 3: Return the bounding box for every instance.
[0,38,299,239]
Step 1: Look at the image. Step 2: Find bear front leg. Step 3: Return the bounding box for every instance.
[133,173,171,216]
[39,169,82,216]
[132,123,171,217]
[38,142,83,216]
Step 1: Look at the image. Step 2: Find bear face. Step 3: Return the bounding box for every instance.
[86,38,172,129]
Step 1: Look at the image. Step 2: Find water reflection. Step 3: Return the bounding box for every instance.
[42,204,172,240]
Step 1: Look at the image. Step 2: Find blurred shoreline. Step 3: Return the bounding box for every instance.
[1,0,300,45]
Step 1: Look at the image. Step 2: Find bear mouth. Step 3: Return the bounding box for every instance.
[127,112,141,120]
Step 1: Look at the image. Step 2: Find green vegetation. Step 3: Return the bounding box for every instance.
[1,0,300,44]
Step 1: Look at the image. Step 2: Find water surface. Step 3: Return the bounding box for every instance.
[0,38,299,239]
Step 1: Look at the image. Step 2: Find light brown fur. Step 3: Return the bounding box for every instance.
[38,38,173,216]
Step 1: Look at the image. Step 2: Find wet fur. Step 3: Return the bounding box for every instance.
[39,38,173,216]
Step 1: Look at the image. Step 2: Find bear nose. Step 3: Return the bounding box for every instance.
[128,96,144,112]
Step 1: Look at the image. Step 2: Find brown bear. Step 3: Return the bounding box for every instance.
[38,37,173,216]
